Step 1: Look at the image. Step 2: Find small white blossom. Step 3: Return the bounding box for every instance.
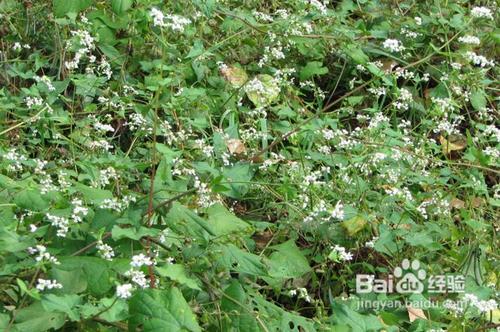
[116,283,133,299]
[130,253,154,268]
[36,278,63,291]
[466,51,495,67]
[125,269,149,288]
[471,6,494,20]
[383,39,405,53]
[458,35,480,45]
[97,241,115,261]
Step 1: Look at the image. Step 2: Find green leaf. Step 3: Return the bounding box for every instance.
[330,301,384,332]
[470,89,486,111]
[222,162,253,199]
[14,190,49,211]
[41,294,81,321]
[111,225,160,241]
[98,298,129,322]
[267,240,311,280]
[165,202,216,239]
[14,302,66,332]
[186,40,205,59]
[74,183,113,204]
[221,280,260,332]
[53,0,92,17]
[300,61,329,80]
[156,264,201,290]
[346,46,369,64]
[0,229,34,253]
[217,244,267,276]
[53,257,114,296]
[0,174,20,189]
[98,44,125,65]
[342,215,367,236]
[129,288,201,332]
[111,0,133,14]
[206,203,251,236]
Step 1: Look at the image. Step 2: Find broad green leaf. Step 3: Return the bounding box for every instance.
[41,294,82,321]
[111,225,160,241]
[249,289,316,332]
[14,302,66,332]
[330,301,384,332]
[217,244,267,276]
[14,190,49,211]
[0,174,20,189]
[0,229,34,253]
[53,257,114,296]
[74,183,113,204]
[346,46,369,64]
[98,298,129,322]
[220,280,260,332]
[222,162,253,199]
[300,61,329,80]
[186,40,205,59]
[53,0,92,17]
[165,202,216,239]
[111,0,133,14]
[156,264,201,290]
[470,89,486,111]
[129,288,201,332]
[342,215,367,236]
[99,44,125,65]
[206,203,251,236]
[267,240,311,280]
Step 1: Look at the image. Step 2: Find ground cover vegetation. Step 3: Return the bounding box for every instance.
[0,0,498,330]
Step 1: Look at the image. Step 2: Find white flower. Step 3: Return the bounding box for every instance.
[130,253,154,268]
[88,140,114,151]
[329,201,344,220]
[28,245,60,264]
[383,39,405,52]
[125,269,149,288]
[466,51,495,67]
[150,8,191,32]
[99,198,123,212]
[13,42,22,52]
[35,75,55,92]
[471,6,494,20]
[36,278,63,291]
[25,96,44,108]
[126,113,151,133]
[71,198,88,223]
[98,167,118,187]
[3,149,27,172]
[46,214,70,237]
[97,240,115,261]
[365,236,379,248]
[150,8,166,27]
[165,14,191,32]
[94,122,115,133]
[414,17,422,25]
[332,245,353,261]
[116,283,133,299]
[463,293,498,312]
[307,0,328,15]
[458,35,480,45]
